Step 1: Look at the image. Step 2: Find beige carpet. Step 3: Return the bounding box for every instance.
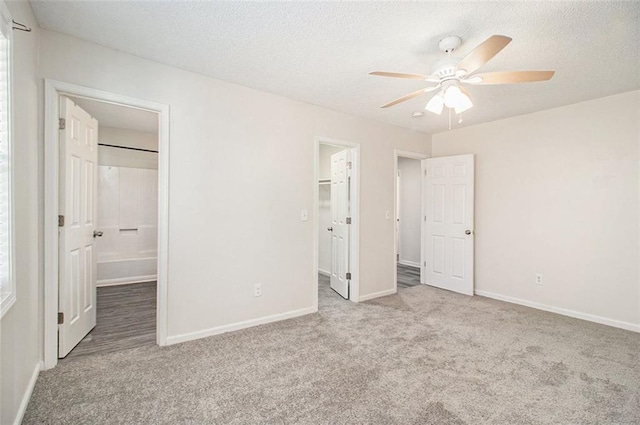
[24,276,640,424]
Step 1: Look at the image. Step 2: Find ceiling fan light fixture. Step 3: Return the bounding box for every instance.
[454,97,473,114]
[454,86,473,113]
[444,85,473,113]
[425,93,444,115]
[443,85,461,108]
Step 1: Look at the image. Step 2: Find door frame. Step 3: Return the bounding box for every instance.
[393,150,428,293]
[313,137,360,305]
[396,169,401,263]
[43,79,170,369]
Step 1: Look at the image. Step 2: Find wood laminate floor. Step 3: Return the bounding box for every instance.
[62,281,157,361]
[397,263,421,288]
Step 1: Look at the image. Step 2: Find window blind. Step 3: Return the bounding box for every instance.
[0,7,13,316]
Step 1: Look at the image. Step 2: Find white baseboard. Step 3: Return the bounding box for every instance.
[318,268,330,277]
[358,288,397,302]
[97,275,157,287]
[398,259,420,268]
[166,306,317,346]
[13,361,42,425]
[475,290,640,333]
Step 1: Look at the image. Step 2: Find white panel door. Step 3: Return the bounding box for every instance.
[58,97,99,358]
[423,154,474,295]
[330,149,350,299]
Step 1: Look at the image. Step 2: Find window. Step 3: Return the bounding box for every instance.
[0,2,13,318]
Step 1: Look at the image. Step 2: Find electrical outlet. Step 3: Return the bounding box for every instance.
[254,283,262,297]
[535,273,543,286]
[385,210,391,220]
[300,209,308,222]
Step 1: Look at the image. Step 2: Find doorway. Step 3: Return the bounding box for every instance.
[43,80,169,369]
[314,138,360,306]
[394,150,428,292]
[57,95,159,360]
[422,154,475,295]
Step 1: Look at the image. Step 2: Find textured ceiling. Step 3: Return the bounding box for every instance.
[33,1,640,134]
[69,96,158,133]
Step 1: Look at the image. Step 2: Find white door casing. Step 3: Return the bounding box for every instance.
[423,154,474,296]
[44,80,170,370]
[396,170,401,262]
[330,149,350,299]
[58,97,99,357]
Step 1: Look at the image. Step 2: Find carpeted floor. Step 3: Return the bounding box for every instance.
[25,277,640,424]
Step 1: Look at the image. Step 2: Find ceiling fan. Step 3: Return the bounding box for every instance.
[370,35,554,115]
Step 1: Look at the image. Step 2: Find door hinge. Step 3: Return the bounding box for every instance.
[58,215,65,227]
[346,217,352,224]
[59,118,66,130]
[58,312,64,324]
[347,161,352,169]
[346,272,352,280]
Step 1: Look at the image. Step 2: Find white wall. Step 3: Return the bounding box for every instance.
[432,90,640,330]
[95,125,159,285]
[38,30,430,340]
[318,144,344,274]
[98,126,159,170]
[397,157,421,266]
[100,126,158,151]
[1,1,41,424]
[97,165,158,285]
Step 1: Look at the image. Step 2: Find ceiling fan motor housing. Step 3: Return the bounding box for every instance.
[431,57,461,80]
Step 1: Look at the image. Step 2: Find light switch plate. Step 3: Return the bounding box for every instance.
[301,210,308,222]
[385,210,391,220]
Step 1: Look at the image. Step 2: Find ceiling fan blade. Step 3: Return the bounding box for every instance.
[370,71,429,80]
[380,86,439,108]
[457,35,512,75]
[468,70,555,84]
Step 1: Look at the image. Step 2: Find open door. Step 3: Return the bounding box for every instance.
[58,97,99,358]
[422,154,474,296]
[329,149,351,299]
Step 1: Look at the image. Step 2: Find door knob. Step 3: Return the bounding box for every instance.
[327,227,333,232]
[93,230,104,238]
[465,229,472,235]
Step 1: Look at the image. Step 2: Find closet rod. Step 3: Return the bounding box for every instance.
[98,143,158,153]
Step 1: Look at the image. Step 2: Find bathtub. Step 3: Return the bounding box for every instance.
[97,257,157,286]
